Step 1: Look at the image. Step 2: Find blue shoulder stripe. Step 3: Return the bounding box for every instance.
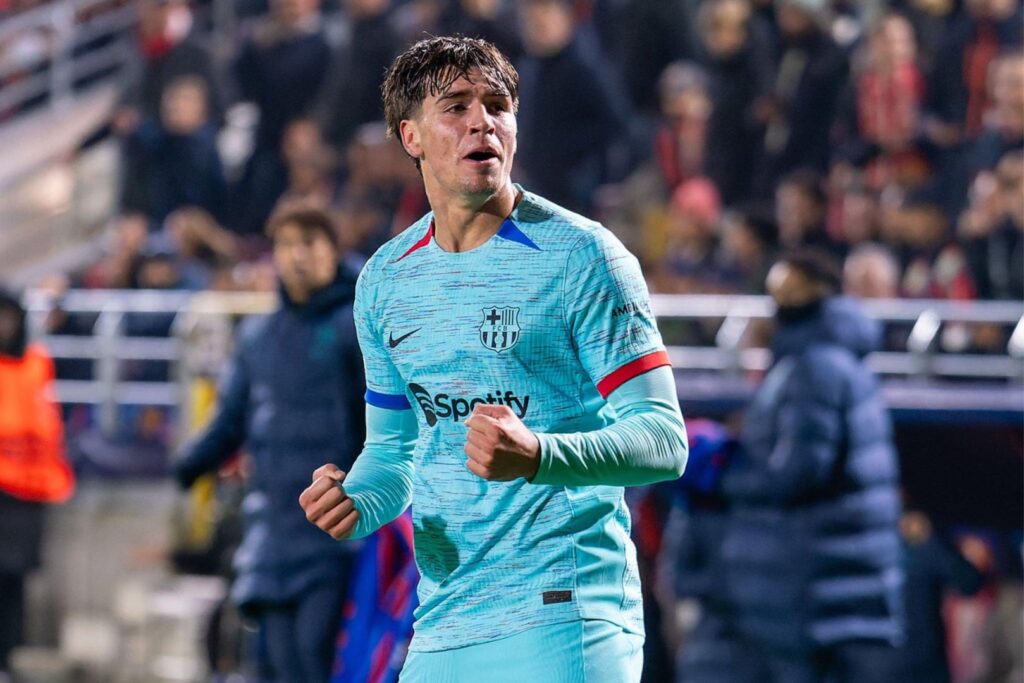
[496,219,542,251]
[365,389,412,410]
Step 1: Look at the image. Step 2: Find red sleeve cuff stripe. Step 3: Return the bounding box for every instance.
[596,350,672,398]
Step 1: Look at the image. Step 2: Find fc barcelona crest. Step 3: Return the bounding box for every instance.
[479,307,521,353]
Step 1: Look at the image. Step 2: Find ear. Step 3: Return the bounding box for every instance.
[399,119,423,160]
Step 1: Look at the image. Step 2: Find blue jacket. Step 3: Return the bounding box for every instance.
[719,296,903,653]
[175,266,364,610]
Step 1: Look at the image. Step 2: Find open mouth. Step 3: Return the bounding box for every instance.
[465,150,499,163]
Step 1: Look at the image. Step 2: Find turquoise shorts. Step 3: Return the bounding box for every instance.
[399,619,644,683]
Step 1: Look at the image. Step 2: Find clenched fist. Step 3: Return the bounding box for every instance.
[463,403,541,481]
[299,463,360,540]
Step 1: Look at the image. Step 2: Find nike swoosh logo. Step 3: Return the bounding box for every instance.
[388,328,421,348]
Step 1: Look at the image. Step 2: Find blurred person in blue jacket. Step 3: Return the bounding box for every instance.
[718,248,904,683]
[173,203,364,683]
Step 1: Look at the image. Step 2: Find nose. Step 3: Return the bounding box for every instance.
[467,100,495,136]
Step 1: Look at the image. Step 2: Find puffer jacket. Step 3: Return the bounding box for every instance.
[719,296,904,654]
[175,265,364,610]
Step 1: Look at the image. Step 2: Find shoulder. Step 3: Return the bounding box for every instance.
[236,312,274,350]
[515,189,630,262]
[786,345,861,403]
[355,213,434,292]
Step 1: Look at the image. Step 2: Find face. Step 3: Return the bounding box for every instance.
[161,81,207,134]
[777,4,815,38]
[273,223,338,300]
[400,69,517,203]
[272,0,320,24]
[776,184,822,245]
[521,2,574,56]
[704,1,749,59]
[766,262,818,307]
[843,254,898,298]
[992,57,1024,131]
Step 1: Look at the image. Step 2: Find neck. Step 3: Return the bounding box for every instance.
[283,283,312,304]
[426,182,518,253]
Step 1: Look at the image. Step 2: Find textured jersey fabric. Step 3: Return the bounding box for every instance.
[399,618,644,682]
[344,187,678,652]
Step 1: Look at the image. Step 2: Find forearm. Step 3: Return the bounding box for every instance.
[342,404,417,539]
[532,366,688,487]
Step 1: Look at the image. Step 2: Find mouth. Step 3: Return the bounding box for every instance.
[463,148,501,164]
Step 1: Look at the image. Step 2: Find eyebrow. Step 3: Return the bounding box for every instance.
[437,88,510,103]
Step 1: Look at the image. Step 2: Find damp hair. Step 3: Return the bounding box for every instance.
[381,35,519,142]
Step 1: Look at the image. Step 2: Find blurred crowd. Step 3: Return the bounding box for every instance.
[1,1,1021,681]
[26,0,1020,319]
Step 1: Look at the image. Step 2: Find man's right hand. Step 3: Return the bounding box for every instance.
[300,464,360,540]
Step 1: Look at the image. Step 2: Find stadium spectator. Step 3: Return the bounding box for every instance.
[277,118,338,208]
[923,0,1022,212]
[0,289,75,673]
[515,0,631,213]
[616,0,698,115]
[756,0,850,195]
[831,173,883,248]
[888,185,976,299]
[652,62,712,197]
[316,0,399,155]
[972,52,1024,173]
[164,207,241,290]
[654,177,725,294]
[231,0,332,235]
[116,0,220,135]
[121,76,227,227]
[841,13,930,188]
[960,151,1024,300]
[716,249,904,683]
[844,242,901,299]
[173,205,363,683]
[699,0,774,206]
[775,170,844,255]
[925,0,1022,142]
[717,207,778,294]
[436,0,522,66]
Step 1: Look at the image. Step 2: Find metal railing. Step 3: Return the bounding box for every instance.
[0,0,133,117]
[650,294,1024,381]
[23,290,1024,440]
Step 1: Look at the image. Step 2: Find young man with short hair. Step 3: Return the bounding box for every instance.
[175,204,363,683]
[300,37,687,682]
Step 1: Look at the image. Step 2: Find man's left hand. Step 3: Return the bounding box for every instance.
[463,404,540,481]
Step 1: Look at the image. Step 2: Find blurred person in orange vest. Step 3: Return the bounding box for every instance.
[0,288,74,673]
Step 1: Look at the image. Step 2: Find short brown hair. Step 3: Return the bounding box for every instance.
[265,201,339,250]
[381,36,519,141]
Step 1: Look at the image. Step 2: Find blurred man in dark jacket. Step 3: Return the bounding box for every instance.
[231,0,332,235]
[756,0,849,196]
[516,0,631,214]
[173,204,363,683]
[719,249,904,683]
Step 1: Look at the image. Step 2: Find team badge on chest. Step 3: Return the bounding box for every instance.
[479,306,521,353]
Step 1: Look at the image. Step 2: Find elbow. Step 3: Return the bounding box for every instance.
[668,433,688,480]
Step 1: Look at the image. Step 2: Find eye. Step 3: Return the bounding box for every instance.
[446,103,466,113]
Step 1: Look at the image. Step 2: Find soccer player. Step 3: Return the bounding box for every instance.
[299,36,688,682]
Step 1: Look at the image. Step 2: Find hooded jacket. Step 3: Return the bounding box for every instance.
[718,296,903,653]
[174,265,364,609]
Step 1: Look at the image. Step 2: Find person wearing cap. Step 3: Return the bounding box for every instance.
[173,204,364,683]
[713,249,904,682]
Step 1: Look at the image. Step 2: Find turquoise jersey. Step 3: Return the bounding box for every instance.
[349,188,671,652]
